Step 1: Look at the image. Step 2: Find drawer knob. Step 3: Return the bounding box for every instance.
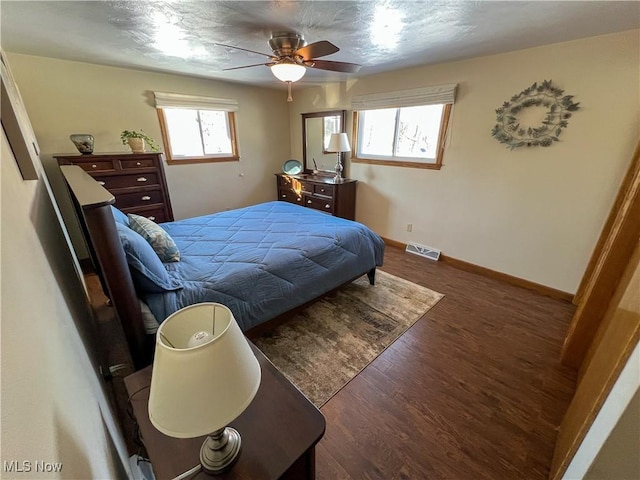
[136,162,141,166]
[141,195,151,201]
[325,204,331,209]
[137,177,147,182]
[281,194,286,198]
[148,216,156,221]
[307,200,312,204]
[297,198,301,202]
[91,164,97,168]
[320,188,325,193]
[98,181,106,186]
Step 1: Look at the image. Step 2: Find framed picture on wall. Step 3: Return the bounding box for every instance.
[1,51,39,180]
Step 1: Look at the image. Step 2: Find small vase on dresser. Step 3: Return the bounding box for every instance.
[69,134,95,155]
[127,137,145,153]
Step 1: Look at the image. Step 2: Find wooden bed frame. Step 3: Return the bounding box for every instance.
[61,165,377,370]
[61,165,149,368]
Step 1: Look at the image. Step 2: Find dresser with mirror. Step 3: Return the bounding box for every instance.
[276,110,356,220]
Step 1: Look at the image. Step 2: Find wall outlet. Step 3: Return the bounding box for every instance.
[406,223,413,232]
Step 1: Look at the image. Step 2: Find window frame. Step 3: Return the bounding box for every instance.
[351,103,452,170]
[157,108,239,165]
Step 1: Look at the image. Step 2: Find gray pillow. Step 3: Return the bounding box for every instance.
[127,213,180,262]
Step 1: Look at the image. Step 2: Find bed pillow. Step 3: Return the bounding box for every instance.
[111,206,129,227]
[127,213,180,262]
[115,222,182,293]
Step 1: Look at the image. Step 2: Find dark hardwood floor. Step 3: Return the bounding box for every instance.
[316,246,577,480]
[90,245,577,479]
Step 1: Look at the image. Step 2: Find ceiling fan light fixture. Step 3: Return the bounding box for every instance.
[270,62,306,83]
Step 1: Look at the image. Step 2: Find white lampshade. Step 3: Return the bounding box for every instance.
[327,133,351,153]
[148,303,261,439]
[270,62,306,82]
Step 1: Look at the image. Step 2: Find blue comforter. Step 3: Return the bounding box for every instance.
[144,201,385,331]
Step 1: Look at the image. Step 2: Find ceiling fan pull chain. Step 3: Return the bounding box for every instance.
[287,81,293,102]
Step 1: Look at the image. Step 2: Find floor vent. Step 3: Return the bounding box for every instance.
[405,243,441,261]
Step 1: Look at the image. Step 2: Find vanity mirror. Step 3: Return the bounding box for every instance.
[302,110,347,176]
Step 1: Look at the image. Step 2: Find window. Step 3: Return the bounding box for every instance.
[322,115,341,152]
[351,84,456,170]
[154,92,239,164]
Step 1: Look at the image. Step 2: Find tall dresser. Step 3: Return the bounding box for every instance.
[55,152,174,223]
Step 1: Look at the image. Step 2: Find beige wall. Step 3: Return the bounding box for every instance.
[1,129,129,477]
[7,30,639,293]
[289,30,640,294]
[6,53,291,225]
[584,389,639,479]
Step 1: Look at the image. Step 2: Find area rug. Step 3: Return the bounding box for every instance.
[253,270,444,407]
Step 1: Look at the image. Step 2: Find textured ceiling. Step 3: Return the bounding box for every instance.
[1,1,639,87]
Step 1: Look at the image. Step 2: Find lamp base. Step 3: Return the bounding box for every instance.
[200,427,241,475]
[334,156,343,183]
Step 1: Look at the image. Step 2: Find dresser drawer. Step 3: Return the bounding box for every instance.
[279,189,303,205]
[305,195,333,213]
[277,175,293,188]
[313,183,334,196]
[115,189,164,209]
[122,206,169,224]
[78,161,116,173]
[299,181,313,193]
[94,173,159,190]
[120,158,156,169]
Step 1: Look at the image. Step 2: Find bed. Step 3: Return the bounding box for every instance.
[61,165,385,369]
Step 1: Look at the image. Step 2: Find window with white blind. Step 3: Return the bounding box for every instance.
[154,92,239,164]
[352,84,457,170]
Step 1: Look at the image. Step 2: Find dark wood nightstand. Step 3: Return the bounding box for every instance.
[124,344,325,480]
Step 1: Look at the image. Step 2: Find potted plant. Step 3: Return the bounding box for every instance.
[120,130,160,153]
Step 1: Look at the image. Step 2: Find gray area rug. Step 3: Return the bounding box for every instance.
[253,270,444,407]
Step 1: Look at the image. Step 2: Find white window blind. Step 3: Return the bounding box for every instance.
[351,83,457,110]
[153,91,239,112]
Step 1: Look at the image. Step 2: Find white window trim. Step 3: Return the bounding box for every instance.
[153,91,239,112]
[351,83,457,110]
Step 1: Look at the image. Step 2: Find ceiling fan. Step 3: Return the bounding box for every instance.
[214,32,361,101]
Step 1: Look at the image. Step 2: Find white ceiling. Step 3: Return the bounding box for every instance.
[1,1,639,87]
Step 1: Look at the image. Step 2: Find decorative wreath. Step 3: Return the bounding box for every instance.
[491,80,580,149]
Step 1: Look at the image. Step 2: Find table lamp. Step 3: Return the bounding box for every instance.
[148,303,261,475]
[327,133,351,183]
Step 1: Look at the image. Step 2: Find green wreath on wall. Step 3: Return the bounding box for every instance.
[491,80,580,150]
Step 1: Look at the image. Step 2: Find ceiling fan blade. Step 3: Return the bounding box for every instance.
[309,60,361,73]
[296,40,339,60]
[223,62,272,71]
[213,42,274,58]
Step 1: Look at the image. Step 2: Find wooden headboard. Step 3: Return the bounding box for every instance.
[61,165,150,369]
